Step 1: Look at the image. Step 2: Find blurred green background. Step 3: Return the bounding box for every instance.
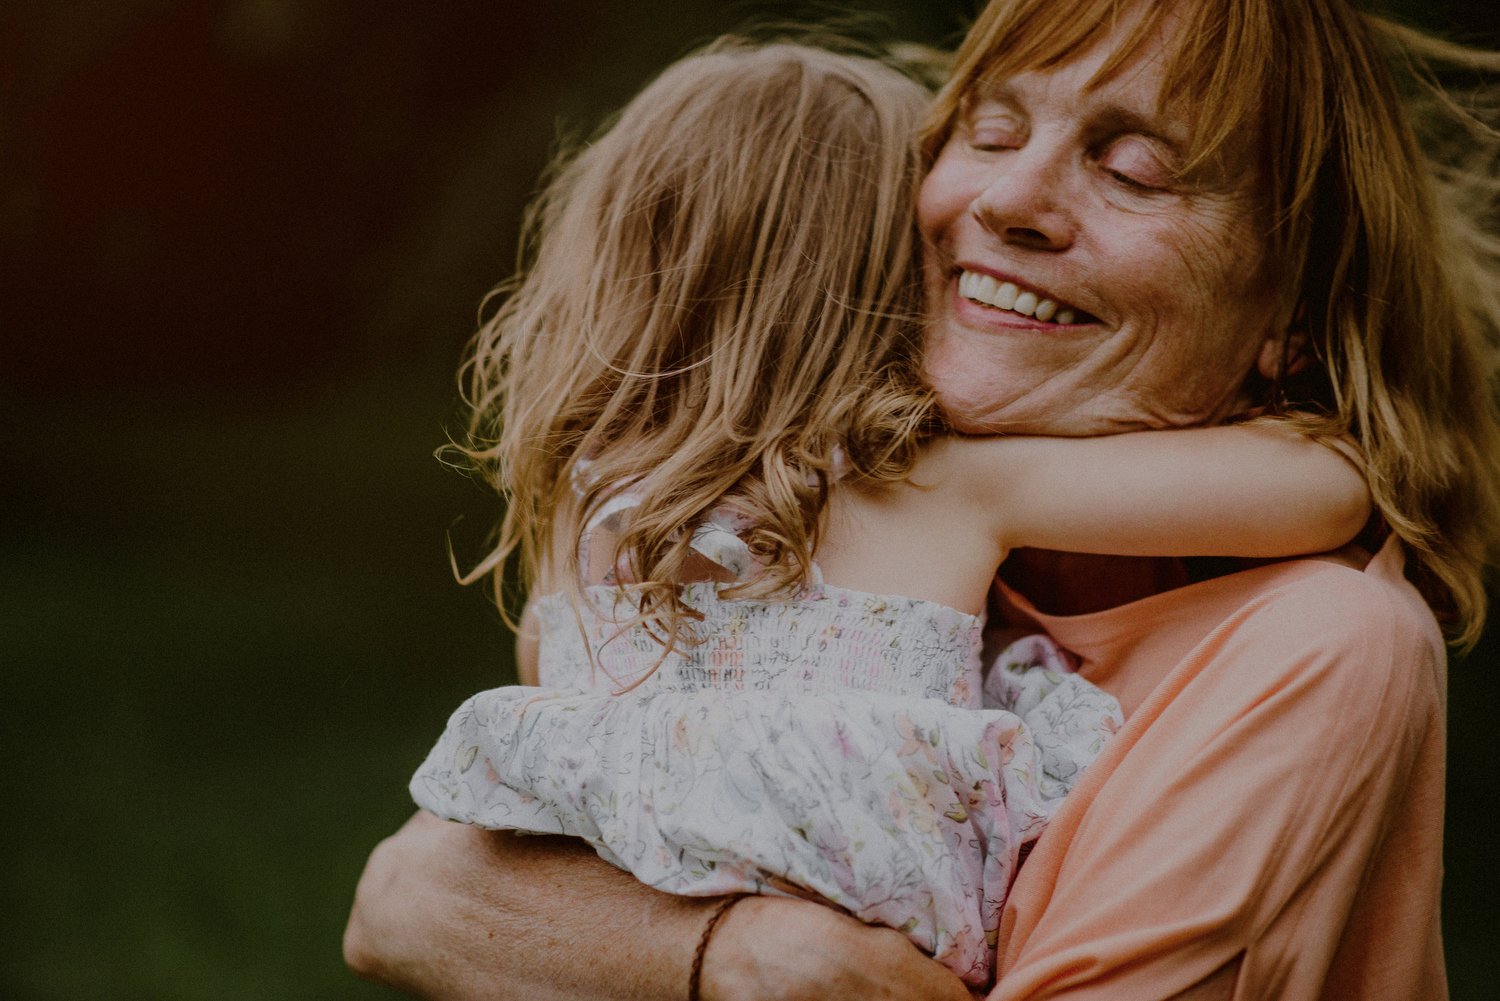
[1,1,1495,998]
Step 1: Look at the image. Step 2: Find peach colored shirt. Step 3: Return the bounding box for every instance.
[989,537,1446,1000]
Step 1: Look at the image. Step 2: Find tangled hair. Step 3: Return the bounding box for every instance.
[925,0,1500,649]
[457,40,937,655]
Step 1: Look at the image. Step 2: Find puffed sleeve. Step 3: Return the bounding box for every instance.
[990,556,1447,1000]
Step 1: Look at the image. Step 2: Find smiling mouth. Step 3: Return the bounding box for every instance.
[956,270,1096,325]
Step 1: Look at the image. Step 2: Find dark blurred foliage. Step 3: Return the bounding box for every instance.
[0,1,1495,998]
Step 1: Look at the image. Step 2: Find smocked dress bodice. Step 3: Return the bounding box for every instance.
[534,580,983,707]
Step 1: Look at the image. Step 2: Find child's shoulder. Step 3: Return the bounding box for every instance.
[906,433,1027,506]
[831,433,1016,521]
[908,433,987,481]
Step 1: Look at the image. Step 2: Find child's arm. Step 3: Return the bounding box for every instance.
[959,425,1371,559]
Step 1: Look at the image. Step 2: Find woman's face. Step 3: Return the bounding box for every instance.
[919,19,1281,435]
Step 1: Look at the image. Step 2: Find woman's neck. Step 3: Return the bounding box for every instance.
[999,549,1191,617]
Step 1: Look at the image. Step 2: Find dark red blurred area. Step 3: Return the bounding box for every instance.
[10,0,1493,398]
[0,1,571,394]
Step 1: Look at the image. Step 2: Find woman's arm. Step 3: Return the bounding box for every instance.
[344,812,979,1001]
[958,426,1370,559]
[345,813,697,1000]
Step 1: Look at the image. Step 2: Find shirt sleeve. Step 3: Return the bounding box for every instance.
[988,565,1445,1001]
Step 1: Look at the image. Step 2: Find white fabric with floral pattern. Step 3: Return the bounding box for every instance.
[411,491,1122,987]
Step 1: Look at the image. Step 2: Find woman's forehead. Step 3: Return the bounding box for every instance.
[938,0,1263,177]
[966,0,1178,90]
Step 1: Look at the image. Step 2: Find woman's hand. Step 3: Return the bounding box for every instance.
[701,895,980,1001]
[344,811,976,1001]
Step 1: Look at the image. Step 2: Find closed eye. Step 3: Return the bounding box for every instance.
[1105,167,1159,192]
[1098,137,1176,192]
[968,127,1024,152]
[962,99,1027,153]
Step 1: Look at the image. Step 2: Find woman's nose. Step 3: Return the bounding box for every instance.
[970,146,1075,251]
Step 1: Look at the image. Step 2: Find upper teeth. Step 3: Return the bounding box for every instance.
[958,271,1075,325]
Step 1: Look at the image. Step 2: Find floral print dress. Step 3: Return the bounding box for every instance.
[410,505,1122,987]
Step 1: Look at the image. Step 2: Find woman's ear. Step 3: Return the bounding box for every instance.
[1257,330,1313,378]
[1257,305,1313,379]
[1283,328,1314,376]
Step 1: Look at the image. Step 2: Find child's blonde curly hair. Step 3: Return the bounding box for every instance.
[456,39,940,655]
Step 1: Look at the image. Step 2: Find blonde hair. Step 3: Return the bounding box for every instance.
[925,0,1500,649]
[458,40,937,651]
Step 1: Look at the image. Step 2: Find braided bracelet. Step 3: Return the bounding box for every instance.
[688,893,752,1001]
